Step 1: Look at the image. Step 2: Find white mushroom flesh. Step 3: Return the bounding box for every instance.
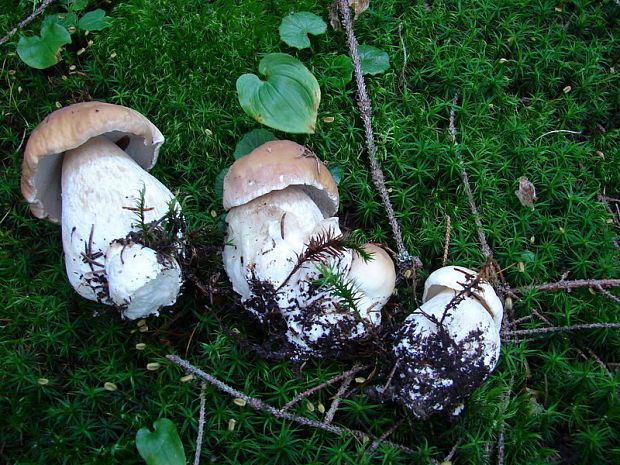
[61,135,182,318]
[105,242,182,319]
[223,186,383,356]
[389,270,502,418]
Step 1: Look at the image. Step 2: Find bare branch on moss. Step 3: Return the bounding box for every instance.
[336,0,419,272]
[449,94,495,263]
[324,368,356,424]
[167,355,416,455]
[596,285,620,304]
[519,279,620,293]
[534,129,582,142]
[368,418,405,455]
[397,22,408,94]
[193,383,207,465]
[280,362,371,412]
[442,215,452,266]
[0,0,56,46]
[503,323,620,338]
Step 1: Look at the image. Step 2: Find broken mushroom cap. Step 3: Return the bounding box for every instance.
[422,265,503,328]
[21,101,164,223]
[223,140,339,217]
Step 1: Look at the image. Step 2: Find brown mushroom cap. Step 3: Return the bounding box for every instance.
[223,140,339,217]
[21,101,164,223]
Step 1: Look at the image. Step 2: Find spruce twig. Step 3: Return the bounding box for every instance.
[193,383,206,465]
[502,323,620,338]
[166,355,416,455]
[336,0,419,272]
[0,0,56,46]
[324,369,356,424]
[518,278,620,293]
[280,363,371,412]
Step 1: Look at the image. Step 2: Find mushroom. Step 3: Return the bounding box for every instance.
[21,102,183,319]
[385,266,503,418]
[222,140,396,358]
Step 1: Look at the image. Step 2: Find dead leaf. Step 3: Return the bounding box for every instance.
[328,1,341,30]
[328,0,370,30]
[350,0,370,20]
[515,176,537,209]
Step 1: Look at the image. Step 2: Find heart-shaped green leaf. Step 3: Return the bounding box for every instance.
[78,9,109,32]
[358,45,390,75]
[135,418,186,465]
[42,12,78,31]
[234,129,278,159]
[279,12,327,49]
[17,23,71,69]
[324,55,353,89]
[236,53,320,134]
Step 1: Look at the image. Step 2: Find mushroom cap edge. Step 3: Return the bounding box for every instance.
[21,101,164,223]
[222,140,339,218]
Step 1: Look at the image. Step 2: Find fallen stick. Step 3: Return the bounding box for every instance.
[0,0,56,46]
[166,354,416,455]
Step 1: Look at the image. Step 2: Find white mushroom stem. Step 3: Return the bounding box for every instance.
[61,136,182,318]
[388,266,503,417]
[223,186,396,355]
[105,242,182,320]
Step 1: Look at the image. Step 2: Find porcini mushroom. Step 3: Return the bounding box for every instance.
[21,102,183,319]
[385,266,503,418]
[222,140,396,357]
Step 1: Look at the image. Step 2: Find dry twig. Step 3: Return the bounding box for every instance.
[519,278,620,293]
[0,0,56,46]
[503,323,620,338]
[193,383,207,465]
[324,368,356,424]
[442,215,452,266]
[167,355,416,455]
[336,0,419,271]
[280,362,370,412]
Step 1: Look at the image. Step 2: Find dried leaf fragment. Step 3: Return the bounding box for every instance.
[515,176,537,209]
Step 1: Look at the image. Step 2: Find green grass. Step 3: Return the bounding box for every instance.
[1,0,619,464]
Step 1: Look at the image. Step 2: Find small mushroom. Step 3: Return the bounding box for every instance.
[21,102,183,319]
[222,141,396,357]
[385,266,503,418]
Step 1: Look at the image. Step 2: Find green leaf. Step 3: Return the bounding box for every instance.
[78,9,109,31]
[42,12,78,31]
[17,23,72,69]
[61,0,89,11]
[135,418,186,465]
[358,45,390,75]
[279,12,327,49]
[327,164,343,185]
[234,129,278,159]
[325,55,353,88]
[236,53,321,134]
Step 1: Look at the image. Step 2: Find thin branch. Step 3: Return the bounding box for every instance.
[166,355,416,455]
[336,0,419,270]
[449,94,495,263]
[397,22,408,94]
[368,418,405,454]
[503,323,620,338]
[324,369,356,424]
[0,0,56,46]
[519,279,620,293]
[193,383,206,465]
[280,362,370,412]
[534,129,582,142]
[596,285,620,303]
[443,439,462,463]
[442,215,452,267]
